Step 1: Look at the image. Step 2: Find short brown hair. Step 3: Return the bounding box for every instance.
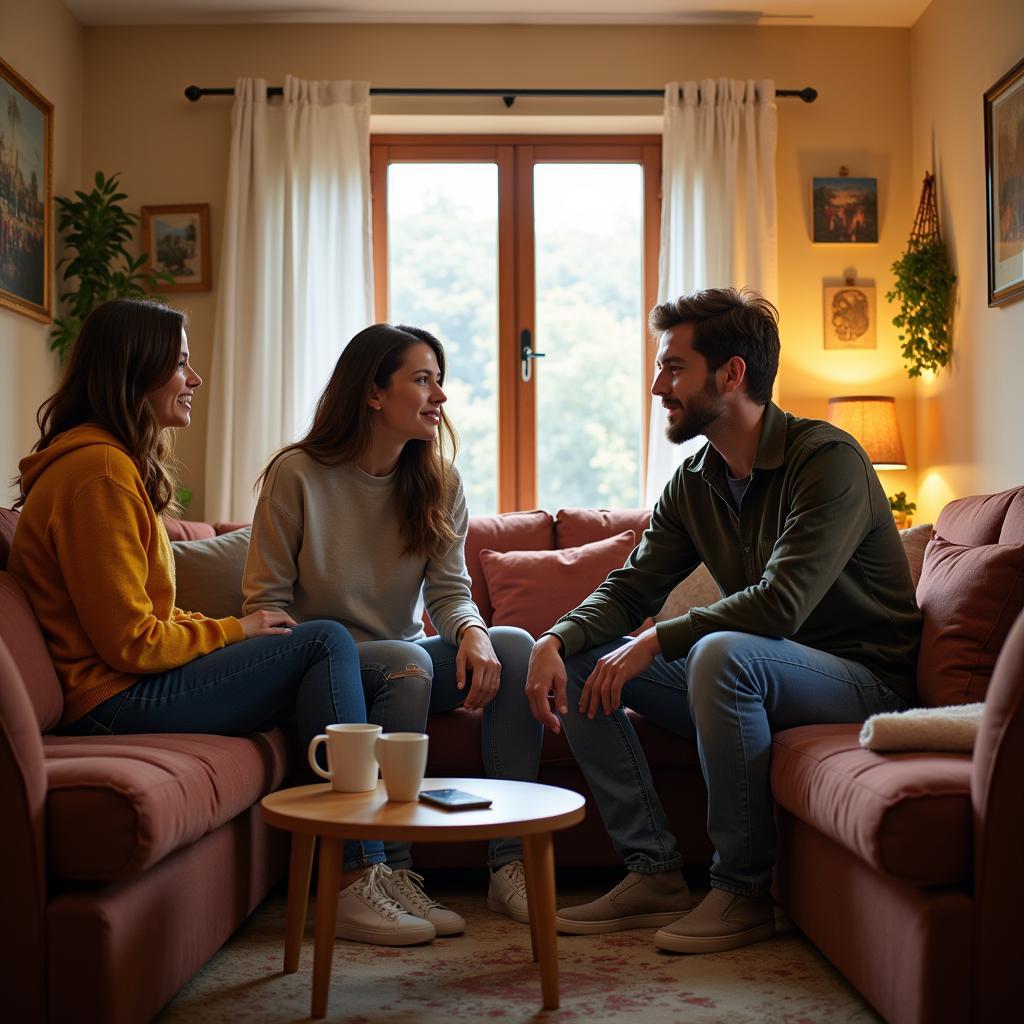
[649,287,780,405]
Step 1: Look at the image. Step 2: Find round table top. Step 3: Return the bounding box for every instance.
[261,777,586,842]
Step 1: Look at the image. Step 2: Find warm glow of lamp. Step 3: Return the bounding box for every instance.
[827,396,907,470]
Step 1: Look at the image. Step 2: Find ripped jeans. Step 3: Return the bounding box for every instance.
[358,625,540,870]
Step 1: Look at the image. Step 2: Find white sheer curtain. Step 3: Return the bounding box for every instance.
[205,76,373,522]
[644,79,778,506]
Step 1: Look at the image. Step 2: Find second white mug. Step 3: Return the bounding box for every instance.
[308,723,382,792]
[375,732,429,802]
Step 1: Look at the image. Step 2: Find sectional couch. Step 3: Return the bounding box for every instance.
[2,491,1022,1023]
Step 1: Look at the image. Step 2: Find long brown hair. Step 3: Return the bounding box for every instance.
[258,323,460,558]
[15,298,185,514]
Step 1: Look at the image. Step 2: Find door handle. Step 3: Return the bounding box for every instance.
[520,329,546,382]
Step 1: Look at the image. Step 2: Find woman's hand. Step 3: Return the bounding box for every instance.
[456,625,502,710]
[239,608,297,639]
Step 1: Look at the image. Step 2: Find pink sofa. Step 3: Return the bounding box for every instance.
[3,492,1022,1024]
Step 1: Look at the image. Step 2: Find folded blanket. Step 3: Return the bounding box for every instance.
[859,702,984,753]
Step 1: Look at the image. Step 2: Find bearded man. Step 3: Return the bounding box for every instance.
[524,287,921,954]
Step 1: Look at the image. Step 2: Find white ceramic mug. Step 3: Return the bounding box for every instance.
[307,723,382,792]
[374,732,429,802]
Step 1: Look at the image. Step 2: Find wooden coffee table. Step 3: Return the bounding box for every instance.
[261,777,586,1018]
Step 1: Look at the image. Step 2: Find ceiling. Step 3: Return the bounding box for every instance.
[63,0,932,29]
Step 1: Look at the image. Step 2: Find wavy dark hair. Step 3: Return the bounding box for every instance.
[15,298,185,514]
[649,287,781,405]
[257,323,459,559]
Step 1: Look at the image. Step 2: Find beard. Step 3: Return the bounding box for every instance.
[664,375,725,445]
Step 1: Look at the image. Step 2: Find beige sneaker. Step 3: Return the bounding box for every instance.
[654,887,775,953]
[382,868,466,936]
[335,864,436,946]
[555,871,692,935]
[487,860,530,923]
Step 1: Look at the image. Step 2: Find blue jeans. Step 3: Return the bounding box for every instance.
[60,620,388,872]
[358,625,541,868]
[561,631,908,893]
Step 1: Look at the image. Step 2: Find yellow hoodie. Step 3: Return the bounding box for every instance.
[9,424,244,726]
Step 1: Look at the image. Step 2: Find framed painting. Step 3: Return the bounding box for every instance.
[823,284,876,349]
[0,56,53,322]
[812,177,878,244]
[985,56,1024,306]
[141,203,211,292]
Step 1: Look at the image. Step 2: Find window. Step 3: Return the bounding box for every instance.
[373,136,660,514]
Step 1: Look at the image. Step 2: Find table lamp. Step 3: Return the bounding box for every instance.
[826,395,907,470]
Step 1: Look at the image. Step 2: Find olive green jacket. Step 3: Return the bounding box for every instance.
[547,402,922,703]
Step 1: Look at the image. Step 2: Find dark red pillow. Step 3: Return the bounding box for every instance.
[479,531,636,639]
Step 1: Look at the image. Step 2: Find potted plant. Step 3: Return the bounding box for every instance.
[50,171,171,362]
[889,491,917,529]
[886,172,956,379]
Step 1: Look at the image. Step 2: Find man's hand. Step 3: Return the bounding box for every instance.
[525,634,568,734]
[579,627,661,718]
[456,624,502,710]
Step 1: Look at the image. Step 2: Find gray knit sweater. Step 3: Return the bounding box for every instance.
[241,450,485,645]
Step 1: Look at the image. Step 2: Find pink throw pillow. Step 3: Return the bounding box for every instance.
[916,537,1024,706]
[479,530,637,639]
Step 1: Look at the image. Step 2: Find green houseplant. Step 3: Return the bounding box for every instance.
[886,172,956,379]
[50,171,171,362]
[889,491,917,528]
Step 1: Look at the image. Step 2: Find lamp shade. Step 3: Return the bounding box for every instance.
[827,396,907,469]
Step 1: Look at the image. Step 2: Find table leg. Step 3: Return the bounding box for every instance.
[284,832,315,973]
[311,835,342,1019]
[521,832,559,1010]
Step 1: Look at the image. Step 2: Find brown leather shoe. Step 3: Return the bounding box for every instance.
[653,887,775,953]
[555,870,693,935]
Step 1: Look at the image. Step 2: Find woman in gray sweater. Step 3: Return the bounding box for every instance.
[244,323,541,948]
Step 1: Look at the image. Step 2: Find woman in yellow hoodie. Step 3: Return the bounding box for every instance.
[8,299,432,946]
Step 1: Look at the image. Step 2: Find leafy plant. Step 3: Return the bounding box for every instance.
[50,171,172,362]
[885,172,956,379]
[889,491,917,515]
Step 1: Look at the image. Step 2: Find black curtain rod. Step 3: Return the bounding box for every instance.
[184,85,817,107]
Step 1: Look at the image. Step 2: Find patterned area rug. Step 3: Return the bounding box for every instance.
[160,882,880,1023]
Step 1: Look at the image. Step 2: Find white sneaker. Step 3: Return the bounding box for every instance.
[335,864,436,946]
[382,868,466,936]
[487,860,530,924]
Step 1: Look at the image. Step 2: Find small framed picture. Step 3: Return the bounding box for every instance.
[984,56,1024,306]
[141,203,211,292]
[812,177,878,244]
[823,284,876,349]
[0,56,53,322]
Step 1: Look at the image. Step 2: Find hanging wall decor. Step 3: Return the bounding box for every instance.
[824,278,876,349]
[141,203,212,292]
[0,56,53,322]
[886,172,956,378]
[984,55,1024,306]
[812,174,878,243]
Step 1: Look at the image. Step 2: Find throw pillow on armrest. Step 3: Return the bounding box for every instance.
[172,526,251,619]
[479,530,637,639]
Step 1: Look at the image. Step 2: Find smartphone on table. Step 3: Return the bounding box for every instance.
[418,788,493,810]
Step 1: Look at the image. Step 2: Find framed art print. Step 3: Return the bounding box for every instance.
[141,203,212,292]
[824,284,877,349]
[0,56,53,322]
[985,56,1024,306]
[812,177,878,244]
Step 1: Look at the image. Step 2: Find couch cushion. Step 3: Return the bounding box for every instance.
[480,531,636,639]
[162,517,217,541]
[772,724,972,886]
[900,522,933,589]
[43,729,289,881]
[0,572,63,732]
[934,486,1024,547]
[916,537,1024,706]
[0,507,18,570]
[554,507,651,549]
[172,527,251,618]
[465,511,554,623]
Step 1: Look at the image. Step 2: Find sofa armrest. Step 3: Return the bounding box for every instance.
[971,607,1024,1021]
[0,637,48,1021]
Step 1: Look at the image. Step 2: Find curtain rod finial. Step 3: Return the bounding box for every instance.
[185,85,203,102]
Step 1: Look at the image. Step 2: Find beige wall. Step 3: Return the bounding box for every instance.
[0,0,83,503]
[79,22,916,517]
[910,0,1024,523]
